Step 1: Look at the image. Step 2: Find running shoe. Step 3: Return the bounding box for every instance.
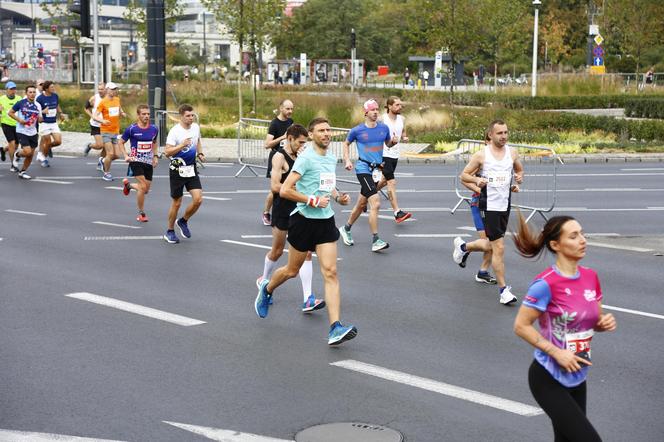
[302,294,326,313]
[254,279,272,318]
[84,142,92,156]
[122,178,131,196]
[453,236,470,267]
[18,170,31,180]
[102,172,113,181]
[256,276,273,304]
[176,217,191,238]
[395,210,412,223]
[10,165,18,173]
[328,321,358,346]
[163,229,179,244]
[475,271,497,284]
[339,226,354,246]
[36,151,45,162]
[96,157,104,171]
[371,238,389,252]
[41,159,49,168]
[0,147,5,162]
[499,286,518,305]
[262,212,271,226]
[11,151,20,169]
[47,149,53,158]
[136,212,149,222]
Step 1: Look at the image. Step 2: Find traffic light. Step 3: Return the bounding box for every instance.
[51,24,57,36]
[69,1,91,38]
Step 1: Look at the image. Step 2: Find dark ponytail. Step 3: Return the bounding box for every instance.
[513,214,576,259]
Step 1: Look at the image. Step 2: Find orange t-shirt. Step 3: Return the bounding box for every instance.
[97,96,121,134]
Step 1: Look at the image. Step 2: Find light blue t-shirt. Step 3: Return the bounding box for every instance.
[291,144,337,219]
[346,122,391,174]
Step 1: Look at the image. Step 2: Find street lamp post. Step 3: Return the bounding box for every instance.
[531,0,542,97]
[202,12,207,82]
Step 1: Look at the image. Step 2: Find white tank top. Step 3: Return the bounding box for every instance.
[481,145,513,212]
[89,94,102,127]
[382,113,404,159]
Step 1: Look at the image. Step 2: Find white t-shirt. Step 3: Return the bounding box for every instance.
[382,113,404,159]
[166,122,201,166]
[89,94,102,127]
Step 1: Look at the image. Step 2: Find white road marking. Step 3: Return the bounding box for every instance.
[92,221,141,229]
[205,190,265,194]
[331,360,543,417]
[163,421,290,442]
[0,429,125,441]
[648,207,664,210]
[83,236,163,240]
[583,233,619,237]
[586,241,653,253]
[602,305,664,320]
[457,226,477,231]
[220,240,339,261]
[584,188,646,191]
[241,235,273,238]
[104,186,123,190]
[5,209,47,216]
[65,292,206,327]
[621,168,664,171]
[183,194,232,201]
[32,178,73,184]
[394,234,472,238]
[359,213,417,221]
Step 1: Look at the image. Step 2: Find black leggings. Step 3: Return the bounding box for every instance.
[528,360,602,442]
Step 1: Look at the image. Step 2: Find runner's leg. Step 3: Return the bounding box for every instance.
[182,188,203,220]
[315,241,341,325]
[267,245,308,293]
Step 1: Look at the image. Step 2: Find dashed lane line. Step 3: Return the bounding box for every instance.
[163,421,290,441]
[602,305,664,320]
[5,209,47,216]
[32,178,73,184]
[586,241,653,253]
[394,233,472,238]
[84,236,163,240]
[92,221,142,229]
[0,429,125,441]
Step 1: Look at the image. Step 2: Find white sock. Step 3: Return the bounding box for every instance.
[262,255,277,280]
[299,259,313,302]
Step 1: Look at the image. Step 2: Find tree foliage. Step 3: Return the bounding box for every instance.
[123,0,183,45]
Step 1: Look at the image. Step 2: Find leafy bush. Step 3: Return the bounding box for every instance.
[624,99,664,119]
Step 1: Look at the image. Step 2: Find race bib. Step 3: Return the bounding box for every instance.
[487,171,511,188]
[137,141,152,153]
[108,107,120,117]
[319,172,336,193]
[47,108,57,118]
[178,164,195,178]
[372,168,383,183]
[565,329,594,361]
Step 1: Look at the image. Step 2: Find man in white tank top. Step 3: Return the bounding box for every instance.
[83,82,107,170]
[453,120,524,305]
[378,96,412,223]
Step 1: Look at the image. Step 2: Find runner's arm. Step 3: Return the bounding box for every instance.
[264,132,285,150]
[270,153,285,194]
[152,141,159,166]
[460,152,486,187]
[280,171,330,208]
[401,119,409,142]
[343,140,353,170]
[512,148,524,183]
[594,303,617,332]
[83,97,94,118]
[196,138,205,161]
[8,108,24,125]
[460,176,482,193]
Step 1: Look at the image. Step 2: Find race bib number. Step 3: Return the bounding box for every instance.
[47,108,57,118]
[318,172,336,193]
[178,164,195,178]
[137,141,152,153]
[566,329,594,361]
[108,107,120,117]
[372,168,383,183]
[487,171,511,188]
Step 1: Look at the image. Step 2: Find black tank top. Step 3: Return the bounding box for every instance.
[278,147,296,184]
[273,147,297,214]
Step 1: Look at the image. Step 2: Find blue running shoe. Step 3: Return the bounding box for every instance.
[302,294,325,313]
[177,217,191,238]
[328,321,358,345]
[97,157,104,171]
[255,279,272,318]
[163,229,179,244]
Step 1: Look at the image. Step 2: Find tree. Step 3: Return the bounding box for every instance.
[123,0,183,46]
[200,0,285,115]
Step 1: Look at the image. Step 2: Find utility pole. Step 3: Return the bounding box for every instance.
[147,0,167,144]
[93,0,99,88]
[350,28,356,93]
[202,12,207,82]
[237,0,243,119]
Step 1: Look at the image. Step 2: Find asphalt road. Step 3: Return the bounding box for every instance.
[1,157,662,442]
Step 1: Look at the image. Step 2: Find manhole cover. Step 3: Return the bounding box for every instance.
[295,422,403,442]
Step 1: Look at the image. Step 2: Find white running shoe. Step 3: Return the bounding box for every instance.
[452,236,468,266]
[36,151,45,162]
[499,286,518,305]
[11,151,20,169]
[18,170,31,180]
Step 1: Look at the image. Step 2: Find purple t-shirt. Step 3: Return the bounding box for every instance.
[523,265,602,387]
[121,123,158,165]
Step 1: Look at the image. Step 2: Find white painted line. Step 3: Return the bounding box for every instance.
[32,178,73,185]
[648,207,664,210]
[0,429,125,441]
[92,221,142,229]
[560,172,664,177]
[394,234,472,238]
[163,421,291,442]
[204,190,266,194]
[584,233,619,237]
[65,292,206,327]
[331,360,543,417]
[602,305,664,320]
[457,226,477,231]
[584,188,643,191]
[221,239,339,261]
[587,241,653,253]
[84,236,163,240]
[241,235,273,239]
[621,168,664,171]
[183,194,232,201]
[104,186,123,190]
[5,209,47,216]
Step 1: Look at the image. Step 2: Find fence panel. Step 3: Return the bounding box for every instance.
[452,139,559,223]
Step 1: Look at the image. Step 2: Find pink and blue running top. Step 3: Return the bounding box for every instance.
[522,265,602,387]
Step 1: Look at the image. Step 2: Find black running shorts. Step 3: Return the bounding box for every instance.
[481,210,510,241]
[271,195,296,231]
[357,173,378,198]
[17,133,38,149]
[169,169,202,199]
[382,157,398,181]
[129,162,153,181]
[90,125,101,136]
[1,123,17,142]
[287,212,340,252]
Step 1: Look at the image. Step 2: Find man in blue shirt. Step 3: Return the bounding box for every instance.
[35,81,65,167]
[9,84,43,180]
[339,99,397,252]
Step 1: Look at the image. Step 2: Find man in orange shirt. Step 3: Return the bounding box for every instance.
[93,82,126,181]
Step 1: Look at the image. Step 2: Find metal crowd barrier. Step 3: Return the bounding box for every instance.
[451,139,559,223]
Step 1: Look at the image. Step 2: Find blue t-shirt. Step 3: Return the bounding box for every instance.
[11,98,42,136]
[291,144,337,219]
[36,93,59,124]
[122,123,159,165]
[346,122,391,174]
